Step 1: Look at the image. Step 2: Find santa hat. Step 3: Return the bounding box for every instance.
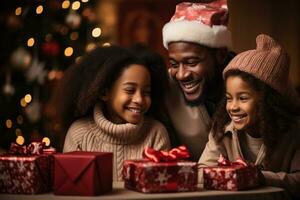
[162,0,231,49]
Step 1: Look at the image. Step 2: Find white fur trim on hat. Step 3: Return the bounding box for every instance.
[162,20,232,49]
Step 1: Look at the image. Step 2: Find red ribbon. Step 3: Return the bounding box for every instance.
[143,146,190,162]
[217,154,248,167]
[9,142,45,155]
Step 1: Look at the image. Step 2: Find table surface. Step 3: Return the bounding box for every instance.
[0,182,290,200]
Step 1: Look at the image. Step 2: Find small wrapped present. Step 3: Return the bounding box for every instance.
[53,151,113,196]
[203,155,259,191]
[0,142,55,194]
[123,146,198,193]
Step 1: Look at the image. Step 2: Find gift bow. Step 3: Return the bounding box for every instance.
[9,141,46,155]
[217,154,248,167]
[143,146,190,162]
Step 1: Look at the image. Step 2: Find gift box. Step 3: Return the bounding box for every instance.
[203,155,259,191]
[0,142,54,194]
[53,151,113,196]
[123,146,198,193]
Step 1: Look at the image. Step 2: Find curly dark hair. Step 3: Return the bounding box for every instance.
[212,69,300,158]
[52,45,167,135]
[128,43,169,121]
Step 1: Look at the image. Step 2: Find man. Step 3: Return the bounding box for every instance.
[162,0,234,161]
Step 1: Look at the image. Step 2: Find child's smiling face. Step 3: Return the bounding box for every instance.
[225,76,261,132]
[102,64,151,124]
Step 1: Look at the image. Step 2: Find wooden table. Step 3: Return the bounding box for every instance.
[0,182,290,200]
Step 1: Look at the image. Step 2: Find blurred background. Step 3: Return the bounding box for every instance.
[0,0,299,151]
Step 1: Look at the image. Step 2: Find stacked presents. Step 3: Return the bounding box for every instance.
[0,143,260,196]
[0,140,113,196]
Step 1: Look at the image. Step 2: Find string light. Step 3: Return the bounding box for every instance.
[81,0,89,3]
[16,136,25,145]
[42,137,51,146]
[15,128,22,136]
[15,7,22,16]
[64,47,73,57]
[70,32,79,40]
[62,0,70,9]
[103,43,111,47]
[86,43,96,52]
[17,115,23,125]
[27,38,35,47]
[92,28,101,38]
[71,1,81,10]
[20,98,27,107]
[24,94,32,103]
[75,56,82,63]
[6,119,13,128]
[36,5,43,15]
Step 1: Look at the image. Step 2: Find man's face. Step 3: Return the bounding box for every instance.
[168,42,216,103]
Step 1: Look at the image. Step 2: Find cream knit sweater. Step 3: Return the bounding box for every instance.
[63,104,171,181]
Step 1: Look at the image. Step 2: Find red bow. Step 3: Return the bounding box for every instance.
[218,154,248,167]
[9,142,45,155]
[143,146,190,162]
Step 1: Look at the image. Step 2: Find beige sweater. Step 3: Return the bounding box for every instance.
[165,79,211,161]
[63,104,171,181]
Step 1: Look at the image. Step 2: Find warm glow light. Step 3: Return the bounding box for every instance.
[17,115,23,125]
[102,43,111,47]
[24,94,32,103]
[62,0,70,9]
[36,5,43,14]
[6,119,13,129]
[86,43,96,52]
[15,128,22,136]
[27,38,35,47]
[81,0,89,2]
[15,7,22,16]
[71,1,81,10]
[70,32,79,40]
[16,136,25,145]
[48,71,56,80]
[75,56,82,63]
[42,137,51,146]
[20,98,27,107]
[92,28,101,38]
[64,47,73,57]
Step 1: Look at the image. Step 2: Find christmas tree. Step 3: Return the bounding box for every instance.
[0,0,112,150]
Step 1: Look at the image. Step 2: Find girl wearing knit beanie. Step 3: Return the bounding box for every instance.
[57,46,170,181]
[199,34,300,198]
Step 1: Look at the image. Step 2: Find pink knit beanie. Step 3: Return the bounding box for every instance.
[223,34,300,106]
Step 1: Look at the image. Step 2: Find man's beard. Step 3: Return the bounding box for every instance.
[180,79,208,106]
[179,75,223,107]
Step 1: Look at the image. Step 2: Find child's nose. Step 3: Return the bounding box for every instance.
[132,92,143,104]
[230,100,239,111]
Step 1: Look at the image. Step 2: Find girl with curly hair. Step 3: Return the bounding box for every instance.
[199,34,300,198]
[57,46,170,181]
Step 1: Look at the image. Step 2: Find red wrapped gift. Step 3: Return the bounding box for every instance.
[53,151,112,196]
[203,155,259,191]
[0,142,54,194]
[123,146,198,193]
